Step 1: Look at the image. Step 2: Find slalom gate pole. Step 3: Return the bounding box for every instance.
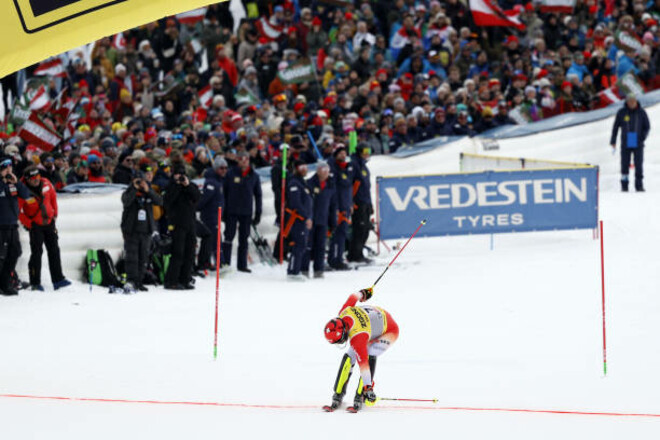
[379,397,438,403]
[371,219,426,289]
[213,207,222,360]
[279,144,288,265]
[600,220,607,376]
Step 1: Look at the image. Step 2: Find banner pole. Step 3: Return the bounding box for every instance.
[213,207,222,360]
[600,219,607,376]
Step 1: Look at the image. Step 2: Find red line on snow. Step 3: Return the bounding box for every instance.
[1,393,660,419]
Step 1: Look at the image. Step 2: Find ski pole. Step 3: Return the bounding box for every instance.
[379,397,438,403]
[279,143,288,265]
[371,219,426,289]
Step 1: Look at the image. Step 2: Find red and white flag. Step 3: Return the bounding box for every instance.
[255,16,283,42]
[112,32,127,50]
[63,111,80,140]
[469,0,525,30]
[198,85,213,109]
[34,58,66,78]
[29,85,50,111]
[540,0,577,13]
[176,7,207,25]
[19,112,62,152]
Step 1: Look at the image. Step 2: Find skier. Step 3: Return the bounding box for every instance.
[323,287,399,412]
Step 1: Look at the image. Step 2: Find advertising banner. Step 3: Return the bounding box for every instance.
[377,167,599,239]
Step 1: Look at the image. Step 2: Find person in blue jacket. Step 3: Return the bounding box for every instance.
[610,94,651,192]
[347,144,372,263]
[197,156,227,270]
[327,144,355,270]
[222,152,262,273]
[0,156,30,296]
[286,160,313,280]
[302,161,336,279]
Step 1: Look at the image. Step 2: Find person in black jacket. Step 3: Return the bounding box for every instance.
[0,156,30,296]
[197,156,227,270]
[347,144,373,263]
[121,171,163,292]
[302,161,336,278]
[163,164,200,289]
[285,160,313,280]
[222,152,262,273]
[610,94,651,192]
[112,151,136,184]
[327,144,355,270]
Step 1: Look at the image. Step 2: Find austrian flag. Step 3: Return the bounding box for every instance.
[198,85,213,108]
[176,7,207,25]
[34,59,66,78]
[469,0,526,30]
[19,113,62,152]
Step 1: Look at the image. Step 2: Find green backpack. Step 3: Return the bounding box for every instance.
[86,249,122,287]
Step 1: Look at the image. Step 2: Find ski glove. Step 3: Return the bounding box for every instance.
[363,385,377,404]
[252,213,261,226]
[359,287,373,301]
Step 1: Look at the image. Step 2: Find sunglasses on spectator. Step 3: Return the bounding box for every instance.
[27,171,40,179]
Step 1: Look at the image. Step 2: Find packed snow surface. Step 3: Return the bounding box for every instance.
[2,105,660,439]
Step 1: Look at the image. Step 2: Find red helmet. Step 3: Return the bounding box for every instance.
[324,317,348,344]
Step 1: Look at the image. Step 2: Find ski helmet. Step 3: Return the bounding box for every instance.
[324,317,348,344]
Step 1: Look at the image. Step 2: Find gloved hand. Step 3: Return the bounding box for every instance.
[252,213,261,226]
[363,384,377,405]
[359,287,373,301]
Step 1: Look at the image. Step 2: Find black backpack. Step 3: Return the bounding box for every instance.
[85,249,123,288]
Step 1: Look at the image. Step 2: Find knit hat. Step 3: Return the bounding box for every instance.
[213,156,228,170]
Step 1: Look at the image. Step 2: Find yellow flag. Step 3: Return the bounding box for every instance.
[1,0,222,78]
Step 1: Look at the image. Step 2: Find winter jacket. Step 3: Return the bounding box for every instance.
[223,165,262,218]
[19,178,57,228]
[121,184,163,236]
[610,104,651,149]
[197,168,225,227]
[351,154,371,206]
[286,174,313,221]
[0,177,29,226]
[329,158,355,212]
[112,164,135,185]
[307,174,337,227]
[164,178,201,232]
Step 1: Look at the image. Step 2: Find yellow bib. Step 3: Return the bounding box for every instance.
[340,306,371,339]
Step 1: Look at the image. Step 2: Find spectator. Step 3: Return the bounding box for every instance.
[222,151,262,273]
[197,156,227,271]
[66,160,89,184]
[610,94,651,192]
[120,170,162,292]
[113,151,136,184]
[285,160,313,280]
[163,163,200,290]
[302,161,336,279]
[0,156,30,296]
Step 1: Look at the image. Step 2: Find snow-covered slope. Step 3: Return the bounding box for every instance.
[2,104,660,439]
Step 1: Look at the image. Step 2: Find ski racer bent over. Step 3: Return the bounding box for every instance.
[323,288,399,410]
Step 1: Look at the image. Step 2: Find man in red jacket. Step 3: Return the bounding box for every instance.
[19,166,71,291]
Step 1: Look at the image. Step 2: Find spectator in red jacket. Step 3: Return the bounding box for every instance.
[18,166,70,291]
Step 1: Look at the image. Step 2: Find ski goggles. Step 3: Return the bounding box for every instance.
[0,158,12,169]
[26,169,40,179]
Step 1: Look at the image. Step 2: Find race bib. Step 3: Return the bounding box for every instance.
[138,209,147,222]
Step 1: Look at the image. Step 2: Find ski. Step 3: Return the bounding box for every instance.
[346,405,360,413]
[322,405,337,412]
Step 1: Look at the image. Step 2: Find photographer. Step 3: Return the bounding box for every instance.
[0,156,30,296]
[163,164,200,290]
[121,170,163,293]
[19,166,71,291]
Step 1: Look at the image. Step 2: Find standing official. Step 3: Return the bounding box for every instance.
[610,94,651,192]
[0,156,30,296]
[121,170,162,292]
[222,152,262,273]
[347,144,373,263]
[19,166,71,291]
[328,144,355,270]
[285,160,313,280]
[302,162,336,278]
[164,164,200,290]
[197,156,227,270]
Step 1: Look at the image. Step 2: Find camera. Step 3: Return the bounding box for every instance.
[176,175,186,184]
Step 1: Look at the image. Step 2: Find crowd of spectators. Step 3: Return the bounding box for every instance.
[0,1,659,185]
